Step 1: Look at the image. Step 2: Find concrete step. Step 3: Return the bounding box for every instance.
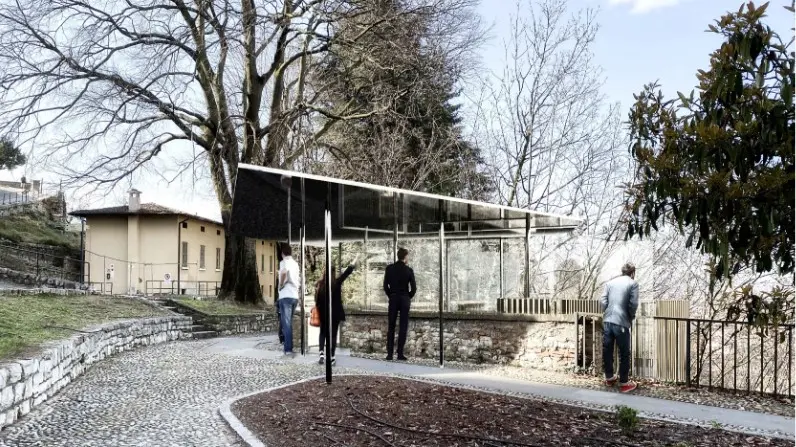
[192,330,217,340]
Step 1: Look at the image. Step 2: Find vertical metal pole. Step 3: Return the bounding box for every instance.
[285,177,294,355]
[708,322,713,390]
[788,326,793,397]
[747,325,751,394]
[364,227,369,310]
[685,320,691,387]
[695,321,701,387]
[575,313,580,370]
[760,332,764,394]
[392,194,398,261]
[524,215,531,298]
[734,323,738,392]
[773,327,778,396]
[498,238,504,302]
[721,323,725,390]
[177,221,182,295]
[80,218,86,285]
[675,320,680,383]
[445,237,450,311]
[438,216,445,368]
[300,178,306,356]
[324,186,333,384]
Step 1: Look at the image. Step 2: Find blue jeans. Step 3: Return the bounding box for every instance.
[603,322,631,383]
[278,297,298,353]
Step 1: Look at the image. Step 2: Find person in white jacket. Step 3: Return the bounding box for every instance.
[278,244,300,357]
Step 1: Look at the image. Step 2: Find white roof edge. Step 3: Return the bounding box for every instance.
[237,164,583,225]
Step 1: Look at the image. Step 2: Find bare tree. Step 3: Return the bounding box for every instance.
[0,0,467,302]
[467,0,633,301]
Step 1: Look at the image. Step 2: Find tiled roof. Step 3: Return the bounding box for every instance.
[70,203,222,225]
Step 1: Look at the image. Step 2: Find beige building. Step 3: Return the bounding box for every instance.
[70,189,277,299]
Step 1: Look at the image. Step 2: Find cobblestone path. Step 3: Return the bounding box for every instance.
[0,337,321,447]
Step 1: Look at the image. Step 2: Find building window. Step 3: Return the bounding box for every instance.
[269,256,273,273]
[261,285,264,295]
[199,245,206,270]
[181,242,188,268]
[217,229,221,236]
[269,285,272,297]
[261,254,264,273]
[201,226,205,233]
[181,222,187,229]
[215,247,221,270]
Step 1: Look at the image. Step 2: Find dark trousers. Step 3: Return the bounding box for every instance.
[387,295,411,357]
[603,322,631,383]
[319,320,341,357]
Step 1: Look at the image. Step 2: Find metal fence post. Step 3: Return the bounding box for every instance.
[685,319,691,387]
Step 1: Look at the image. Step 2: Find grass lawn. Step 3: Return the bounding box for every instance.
[0,211,79,249]
[173,297,269,315]
[0,294,168,360]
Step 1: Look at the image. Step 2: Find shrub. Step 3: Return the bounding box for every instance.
[615,405,639,435]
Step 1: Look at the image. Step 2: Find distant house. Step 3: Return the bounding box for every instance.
[70,189,277,298]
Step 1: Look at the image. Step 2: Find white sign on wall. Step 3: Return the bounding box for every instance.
[164,273,172,284]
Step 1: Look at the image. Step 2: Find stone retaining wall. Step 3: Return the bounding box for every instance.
[341,311,576,371]
[0,316,192,430]
[168,300,278,335]
[0,267,84,290]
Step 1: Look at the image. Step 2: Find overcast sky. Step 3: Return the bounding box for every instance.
[1,0,792,221]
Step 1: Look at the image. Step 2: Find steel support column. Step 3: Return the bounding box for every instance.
[439,219,445,368]
[524,215,531,298]
[324,184,334,383]
[300,178,306,356]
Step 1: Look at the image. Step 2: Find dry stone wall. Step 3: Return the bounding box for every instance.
[167,300,278,335]
[341,311,576,370]
[0,316,192,430]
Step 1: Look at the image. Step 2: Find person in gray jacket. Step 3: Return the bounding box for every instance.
[600,263,639,393]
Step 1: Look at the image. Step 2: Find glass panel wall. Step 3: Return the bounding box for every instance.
[446,240,500,312]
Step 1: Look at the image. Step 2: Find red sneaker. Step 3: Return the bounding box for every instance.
[605,376,618,387]
[620,381,638,393]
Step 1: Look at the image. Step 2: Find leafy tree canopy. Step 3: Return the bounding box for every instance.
[0,138,25,171]
[625,1,794,282]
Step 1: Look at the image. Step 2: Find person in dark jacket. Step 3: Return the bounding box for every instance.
[316,254,359,365]
[383,247,416,361]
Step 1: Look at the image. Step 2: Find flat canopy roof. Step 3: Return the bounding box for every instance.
[229,164,582,244]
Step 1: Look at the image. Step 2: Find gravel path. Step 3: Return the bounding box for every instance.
[351,353,796,417]
[0,338,352,447]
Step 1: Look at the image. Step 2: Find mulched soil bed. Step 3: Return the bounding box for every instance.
[351,353,795,417]
[231,375,790,447]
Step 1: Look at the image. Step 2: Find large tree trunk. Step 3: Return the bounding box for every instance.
[219,211,262,304]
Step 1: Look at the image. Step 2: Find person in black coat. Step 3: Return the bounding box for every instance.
[383,247,416,361]
[316,254,359,365]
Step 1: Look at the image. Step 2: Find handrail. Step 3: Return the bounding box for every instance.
[654,316,795,328]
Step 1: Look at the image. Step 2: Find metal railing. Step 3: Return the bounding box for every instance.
[0,242,87,284]
[87,281,113,294]
[577,312,795,397]
[144,280,221,297]
[654,317,794,397]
